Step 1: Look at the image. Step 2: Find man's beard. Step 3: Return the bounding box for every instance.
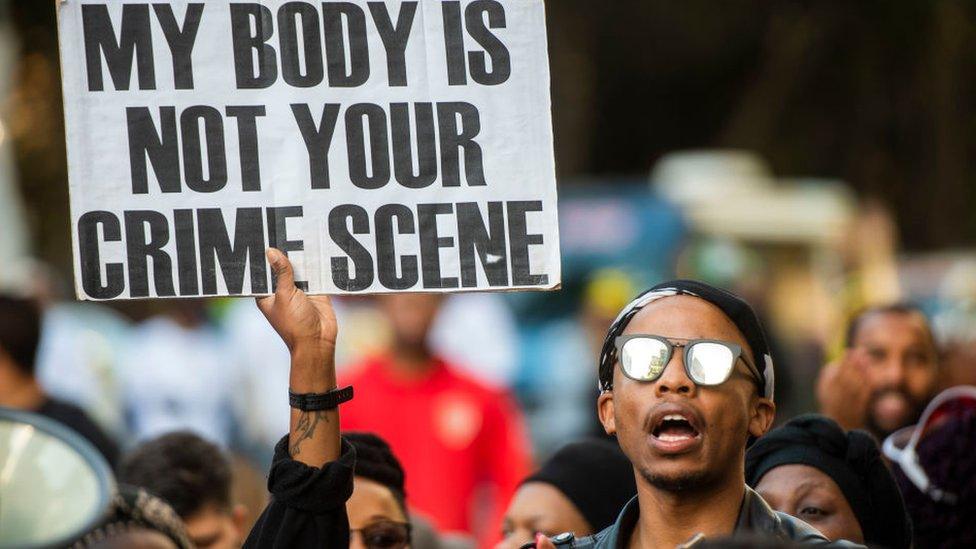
[865,387,928,438]
[639,466,718,493]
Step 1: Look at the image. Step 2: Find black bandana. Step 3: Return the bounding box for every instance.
[598,279,774,400]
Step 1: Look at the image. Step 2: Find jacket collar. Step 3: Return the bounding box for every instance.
[593,485,823,548]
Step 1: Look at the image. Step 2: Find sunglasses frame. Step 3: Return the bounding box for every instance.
[351,520,412,549]
[614,334,763,388]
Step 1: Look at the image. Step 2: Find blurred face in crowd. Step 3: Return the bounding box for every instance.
[852,310,938,436]
[348,477,411,549]
[497,482,592,548]
[598,296,775,493]
[182,503,245,549]
[754,464,864,543]
[379,294,443,352]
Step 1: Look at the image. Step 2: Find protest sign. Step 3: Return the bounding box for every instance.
[57,0,560,299]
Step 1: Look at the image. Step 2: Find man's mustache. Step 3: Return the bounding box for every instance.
[870,386,922,407]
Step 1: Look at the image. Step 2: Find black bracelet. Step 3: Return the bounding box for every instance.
[288,386,354,411]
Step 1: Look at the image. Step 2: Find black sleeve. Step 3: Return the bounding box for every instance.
[244,436,356,548]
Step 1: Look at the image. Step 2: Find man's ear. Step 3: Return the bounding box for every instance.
[597,391,616,435]
[749,396,776,438]
[231,504,248,537]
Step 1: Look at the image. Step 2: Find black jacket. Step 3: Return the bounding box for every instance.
[244,436,355,548]
[560,487,865,548]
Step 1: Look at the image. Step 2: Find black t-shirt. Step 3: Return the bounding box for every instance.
[36,397,120,468]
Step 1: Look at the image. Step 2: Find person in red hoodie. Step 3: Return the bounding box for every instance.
[339,293,531,546]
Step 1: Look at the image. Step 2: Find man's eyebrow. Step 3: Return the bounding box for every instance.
[363,513,400,524]
[905,343,933,353]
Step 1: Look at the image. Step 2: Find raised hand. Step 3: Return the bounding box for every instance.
[256,248,340,464]
[816,348,872,431]
[256,248,337,358]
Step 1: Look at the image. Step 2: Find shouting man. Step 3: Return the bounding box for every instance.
[542,281,860,547]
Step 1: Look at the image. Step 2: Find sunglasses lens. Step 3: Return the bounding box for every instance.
[687,342,735,385]
[621,338,670,380]
[362,524,409,549]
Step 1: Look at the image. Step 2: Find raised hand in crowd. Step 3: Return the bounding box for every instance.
[256,248,340,467]
[816,349,871,431]
[244,248,356,548]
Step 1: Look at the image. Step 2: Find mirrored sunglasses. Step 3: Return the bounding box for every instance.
[614,335,762,387]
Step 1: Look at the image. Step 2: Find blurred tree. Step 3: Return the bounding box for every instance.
[545,0,976,250]
[7,1,68,269]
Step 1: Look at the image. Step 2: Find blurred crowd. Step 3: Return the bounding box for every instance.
[1,218,976,547]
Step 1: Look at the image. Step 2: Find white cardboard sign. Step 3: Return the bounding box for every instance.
[57,0,560,299]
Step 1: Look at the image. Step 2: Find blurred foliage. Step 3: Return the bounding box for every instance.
[4,0,976,282]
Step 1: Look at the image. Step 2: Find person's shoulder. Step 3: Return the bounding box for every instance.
[38,396,87,419]
[37,397,120,465]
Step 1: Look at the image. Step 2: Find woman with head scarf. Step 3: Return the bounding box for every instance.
[745,414,911,548]
[496,439,636,548]
[343,433,414,549]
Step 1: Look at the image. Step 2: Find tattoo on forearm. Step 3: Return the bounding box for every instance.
[289,410,328,457]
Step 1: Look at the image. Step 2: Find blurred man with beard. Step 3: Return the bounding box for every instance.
[818,304,939,439]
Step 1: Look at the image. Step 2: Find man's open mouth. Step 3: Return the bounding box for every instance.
[651,413,701,442]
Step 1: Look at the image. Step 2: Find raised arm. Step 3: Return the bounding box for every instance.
[257,248,340,465]
[245,249,353,548]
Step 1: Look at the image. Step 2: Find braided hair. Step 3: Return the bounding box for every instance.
[71,486,192,549]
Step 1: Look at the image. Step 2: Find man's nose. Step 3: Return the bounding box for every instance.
[655,350,695,396]
[879,357,907,387]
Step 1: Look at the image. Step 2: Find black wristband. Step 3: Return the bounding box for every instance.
[288,386,354,411]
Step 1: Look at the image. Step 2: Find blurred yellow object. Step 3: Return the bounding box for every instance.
[584,269,637,319]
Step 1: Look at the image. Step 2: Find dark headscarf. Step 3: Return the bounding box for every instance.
[346,432,407,508]
[746,414,911,549]
[523,439,636,532]
[598,280,775,400]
